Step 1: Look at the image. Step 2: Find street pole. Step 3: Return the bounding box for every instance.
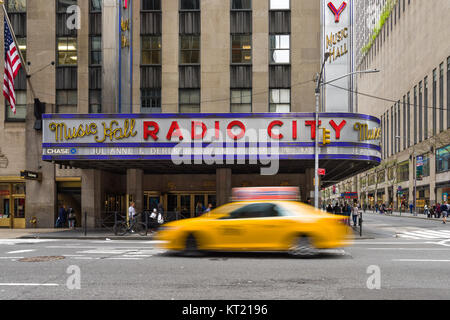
[314,85,320,209]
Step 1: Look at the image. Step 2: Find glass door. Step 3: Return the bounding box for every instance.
[0,184,11,228]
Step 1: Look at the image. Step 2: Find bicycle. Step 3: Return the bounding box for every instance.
[113,214,148,236]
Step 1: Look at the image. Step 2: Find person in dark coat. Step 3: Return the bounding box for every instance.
[57,204,67,228]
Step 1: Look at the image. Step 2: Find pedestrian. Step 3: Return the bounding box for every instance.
[441,202,449,225]
[424,204,430,218]
[375,203,379,213]
[436,203,441,219]
[409,202,414,214]
[128,201,136,232]
[68,207,76,229]
[326,203,333,213]
[56,204,67,228]
[363,203,367,213]
[352,203,359,227]
[204,204,213,215]
[195,202,204,217]
[430,204,435,218]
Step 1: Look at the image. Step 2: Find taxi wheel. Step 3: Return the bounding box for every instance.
[183,234,203,257]
[289,236,317,258]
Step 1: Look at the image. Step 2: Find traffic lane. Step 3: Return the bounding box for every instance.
[1,240,450,299]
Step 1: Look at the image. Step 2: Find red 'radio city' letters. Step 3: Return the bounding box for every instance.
[328,1,347,23]
[143,120,348,142]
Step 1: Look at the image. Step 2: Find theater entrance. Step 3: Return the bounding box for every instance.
[166,192,216,219]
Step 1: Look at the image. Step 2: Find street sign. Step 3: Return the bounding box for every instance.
[318,168,326,176]
[20,171,42,181]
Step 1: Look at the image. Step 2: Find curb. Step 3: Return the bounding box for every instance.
[19,235,156,241]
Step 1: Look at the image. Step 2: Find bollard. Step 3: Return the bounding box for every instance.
[360,211,363,237]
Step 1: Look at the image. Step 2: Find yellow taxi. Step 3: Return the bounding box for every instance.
[156,189,352,257]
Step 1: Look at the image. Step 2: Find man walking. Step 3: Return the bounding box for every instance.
[352,203,359,227]
[441,202,449,225]
[57,204,67,228]
[128,201,137,232]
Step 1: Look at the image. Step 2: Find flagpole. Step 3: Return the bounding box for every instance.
[1,1,36,98]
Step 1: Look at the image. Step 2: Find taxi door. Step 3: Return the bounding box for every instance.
[211,203,286,250]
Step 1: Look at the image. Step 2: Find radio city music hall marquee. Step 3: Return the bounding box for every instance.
[42,113,381,163]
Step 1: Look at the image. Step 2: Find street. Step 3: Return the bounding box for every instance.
[1,213,450,300]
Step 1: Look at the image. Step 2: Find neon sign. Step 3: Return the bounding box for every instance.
[328,1,347,23]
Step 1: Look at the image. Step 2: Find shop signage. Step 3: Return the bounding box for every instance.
[42,113,381,162]
[318,168,326,176]
[0,190,9,196]
[341,192,358,199]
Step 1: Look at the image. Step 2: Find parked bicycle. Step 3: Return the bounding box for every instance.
[113,213,148,236]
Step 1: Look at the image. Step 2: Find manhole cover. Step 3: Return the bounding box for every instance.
[19,256,65,263]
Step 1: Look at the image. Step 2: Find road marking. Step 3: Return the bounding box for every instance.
[105,257,143,260]
[367,248,450,251]
[7,249,35,254]
[0,283,59,287]
[393,259,450,262]
[0,257,24,259]
[0,239,58,245]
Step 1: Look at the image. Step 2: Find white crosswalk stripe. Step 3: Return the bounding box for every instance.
[397,229,450,240]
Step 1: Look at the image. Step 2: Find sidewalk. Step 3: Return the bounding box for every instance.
[362,210,445,222]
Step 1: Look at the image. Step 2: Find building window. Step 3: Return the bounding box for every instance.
[440,63,444,132]
[6,0,26,12]
[90,0,101,11]
[424,77,428,140]
[89,36,102,65]
[448,57,450,129]
[433,69,437,136]
[413,86,417,145]
[436,145,450,173]
[180,0,200,10]
[142,0,161,11]
[269,35,290,64]
[6,90,26,121]
[141,89,161,113]
[232,0,251,10]
[142,36,162,65]
[231,35,252,64]
[419,81,423,143]
[269,0,290,10]
[89,90,101,114]
[231,89,252,113]
[56,90,77,114]
[180,35,200,64]
[377,170,385,184]
[57,37,77,66]
[269,89,290,113]
[179,89,200,113]
[397,161,409,182]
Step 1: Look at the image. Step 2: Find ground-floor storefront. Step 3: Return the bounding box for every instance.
[0,178,26,229]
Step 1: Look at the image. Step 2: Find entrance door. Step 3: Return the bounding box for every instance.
[0,184,11,227]
[166,193,216,220]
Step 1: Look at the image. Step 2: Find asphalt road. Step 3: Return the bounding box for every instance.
[1,213,450,300]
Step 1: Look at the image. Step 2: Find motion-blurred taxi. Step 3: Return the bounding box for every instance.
[155,188,352,257]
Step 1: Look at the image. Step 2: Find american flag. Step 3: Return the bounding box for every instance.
[3,17,22,115]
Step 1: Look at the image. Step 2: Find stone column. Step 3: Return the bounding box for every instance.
[161,0,179,113]
[127,169,144,214]
[252,0,269,113]
[216,168,232,206]
[25,0,57,228]
[102,0,120,113]
[304,168,315,204]
[81,169,103,228]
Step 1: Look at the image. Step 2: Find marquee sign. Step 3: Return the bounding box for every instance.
[322,0,353,113]
[42,113,381,163]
